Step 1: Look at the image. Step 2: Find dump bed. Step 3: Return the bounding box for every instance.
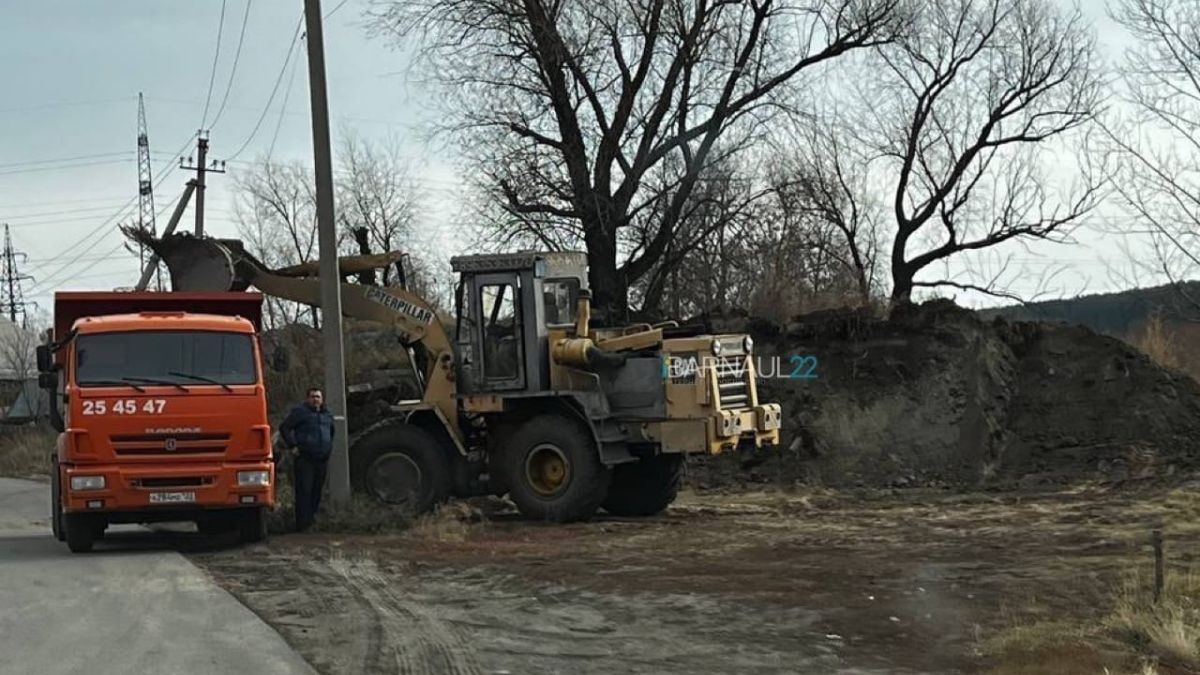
[52,291,263,364]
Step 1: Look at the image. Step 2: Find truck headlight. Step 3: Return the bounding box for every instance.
[743,336,753,354]
[237,470,270,487]
[70,475,106,491]
[711,340,723,356]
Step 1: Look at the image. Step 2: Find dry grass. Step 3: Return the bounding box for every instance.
[1107,570,1200,670]
[0,424,56,479]
[1132,314,1182,372]
[982,565,1200,674]
[406,500,492,543]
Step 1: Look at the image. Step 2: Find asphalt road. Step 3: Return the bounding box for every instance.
[0,477,316,675]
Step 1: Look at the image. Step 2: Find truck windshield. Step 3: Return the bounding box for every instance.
[75,331,257,387]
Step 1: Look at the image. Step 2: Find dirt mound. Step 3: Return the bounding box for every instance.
[688,300,1200,489]
[262,321,420,432]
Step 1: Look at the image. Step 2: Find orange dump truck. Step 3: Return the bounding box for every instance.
[37,292,275,552]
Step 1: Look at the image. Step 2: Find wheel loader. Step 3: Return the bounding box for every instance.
[133,233,782,521]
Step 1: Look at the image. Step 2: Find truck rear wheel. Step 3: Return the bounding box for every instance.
[503,415,610,523]
[350,420,451,515]
[64,513,95,553]
[602,454,684,517]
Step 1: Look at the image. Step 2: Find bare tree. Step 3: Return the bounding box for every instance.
[1108,0,1200,312]
[856,0,1104,304]
[337,133,421,287]
[370,0,905,320]
[0,314,46,418]
[767,115,882,304]
[234,142,427,329]
[235,160,320,328]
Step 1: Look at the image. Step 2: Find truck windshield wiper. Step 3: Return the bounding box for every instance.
[80,379,146,393]
[121,376,188,392]
[167,371,234,393]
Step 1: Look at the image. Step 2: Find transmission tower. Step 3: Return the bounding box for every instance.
[0,225,34,327]
[136,92,161,289]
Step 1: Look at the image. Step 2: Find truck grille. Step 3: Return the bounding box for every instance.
[131,476,214,488]
[714,356,751,410]
[111,432,231,456]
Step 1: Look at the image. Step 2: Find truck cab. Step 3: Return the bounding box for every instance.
[40,292,274,552]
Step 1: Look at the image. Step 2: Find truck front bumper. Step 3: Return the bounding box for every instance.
[62,461,275,514]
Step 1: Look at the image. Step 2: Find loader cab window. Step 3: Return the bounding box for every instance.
[542,278,579,327]
[480,283,520,380]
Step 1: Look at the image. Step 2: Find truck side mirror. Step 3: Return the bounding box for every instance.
[36,345,52,373]
[38,372,57,390]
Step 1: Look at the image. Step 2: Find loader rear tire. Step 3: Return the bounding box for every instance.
[503,415,610,523]
[65,513,95,553]
[351,420,451,515]
[602,454,683,517]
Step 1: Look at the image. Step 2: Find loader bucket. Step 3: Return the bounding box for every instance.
[155,236,238,291]
[124,228,259,292]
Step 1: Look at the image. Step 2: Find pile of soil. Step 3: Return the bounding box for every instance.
[262,321,420,432]
[687,300,1200,489]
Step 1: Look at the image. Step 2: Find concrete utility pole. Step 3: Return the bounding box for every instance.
[303,0,351,503]
[180,132,225,237]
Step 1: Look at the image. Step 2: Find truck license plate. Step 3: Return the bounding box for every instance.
[149,491,195,504]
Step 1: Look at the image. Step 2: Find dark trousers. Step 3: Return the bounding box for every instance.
[292,453,328,531]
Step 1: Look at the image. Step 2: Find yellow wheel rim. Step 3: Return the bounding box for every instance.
[525,443,570,497]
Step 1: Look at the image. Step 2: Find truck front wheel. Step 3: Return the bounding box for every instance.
[64,513,95,553]
[50,470,65,542]
[238,507,267,543]
[503,415,610,523]
[602,454,684,517]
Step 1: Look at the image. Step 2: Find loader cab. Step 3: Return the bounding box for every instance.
[451,252,588,395]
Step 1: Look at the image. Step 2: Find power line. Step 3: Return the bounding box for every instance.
[227,14,305,161]
[25,135,195,291]
[325,0,351,19]
[268,33,304,159]
[209,0,255,131]
[200,0,230,129]
[0,204,135,220]
[0,194,149,210]
[0,151,131,170]
[0,158,133,177]
[0,97,133,115]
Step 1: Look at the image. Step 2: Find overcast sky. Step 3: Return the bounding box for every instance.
[0,1,1159,315]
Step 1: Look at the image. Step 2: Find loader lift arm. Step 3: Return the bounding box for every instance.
[129,231,462,436]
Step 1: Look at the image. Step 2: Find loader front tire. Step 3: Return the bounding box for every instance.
[351,420,451,515]
[601,454,683,517]
[503,415,610,523]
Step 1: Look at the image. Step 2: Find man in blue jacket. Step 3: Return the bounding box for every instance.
[278,387,335,531]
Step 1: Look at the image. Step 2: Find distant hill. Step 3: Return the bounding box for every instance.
[979,281,1200,336]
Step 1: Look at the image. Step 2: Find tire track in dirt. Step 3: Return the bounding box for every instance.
[321,553,485,675]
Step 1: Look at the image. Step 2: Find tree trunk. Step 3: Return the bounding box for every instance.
[587,250,629,325]
[890,265,913,305]
[581,196,629,324]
